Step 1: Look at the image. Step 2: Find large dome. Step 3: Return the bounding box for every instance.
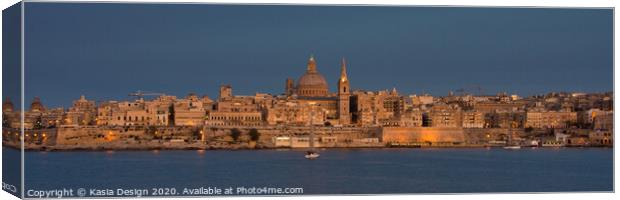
[297,56,329,97]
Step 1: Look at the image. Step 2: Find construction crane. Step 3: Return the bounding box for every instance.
[473,85,483,96]
[129,90,165,99]
[455,88,466,96]
[453,85,484,96]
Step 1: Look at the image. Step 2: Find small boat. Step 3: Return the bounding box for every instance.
[305,151,320,159]
[503,145,521,150]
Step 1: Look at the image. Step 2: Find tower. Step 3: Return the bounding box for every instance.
[285,78,295,96]
[219,85,232,100]
[338,58,351,124]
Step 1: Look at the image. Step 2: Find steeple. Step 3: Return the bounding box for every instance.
[340,57,348,83]
[337,57,351,125]
[307,54,317,73]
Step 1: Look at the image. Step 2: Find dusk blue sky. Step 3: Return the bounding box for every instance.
[2,2,21,109]
[18,3,613,108]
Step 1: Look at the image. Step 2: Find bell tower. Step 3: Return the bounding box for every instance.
[338,58,351,124]
[285,78,295,96]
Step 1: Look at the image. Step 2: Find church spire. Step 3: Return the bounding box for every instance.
[307,54,317,73]
[337,57,351,124]
[340,57,348,83]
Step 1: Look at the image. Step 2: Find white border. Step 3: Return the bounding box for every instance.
[16,0,619,7]
[1,1,617,200]
[19,0,24,199]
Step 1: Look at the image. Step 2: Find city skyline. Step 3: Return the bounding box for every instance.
[7,79,616,110]
[11,52,615,108]
[15,3,613,107]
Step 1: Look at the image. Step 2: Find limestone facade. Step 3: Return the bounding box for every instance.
[525,111,578,128]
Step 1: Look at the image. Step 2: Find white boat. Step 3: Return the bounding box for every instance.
[305,151,320,159]
[503,145,521,150]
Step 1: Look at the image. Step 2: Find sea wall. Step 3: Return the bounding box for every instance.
[11,125,534,150]
[381,127,465,143]
[462,128,524,145]
[55,126,201,147]
[380,127,525,145]
[203,126,382,147]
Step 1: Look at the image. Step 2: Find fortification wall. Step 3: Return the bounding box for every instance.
[381,127,465,143]
[462,128,524,144]
[56,126,143,146]
[203,126,382,145]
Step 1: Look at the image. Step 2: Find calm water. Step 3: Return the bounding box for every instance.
[8,148,615,196]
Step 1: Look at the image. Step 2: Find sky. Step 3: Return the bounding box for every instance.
[15,3,614,108]
[2,2,21,108]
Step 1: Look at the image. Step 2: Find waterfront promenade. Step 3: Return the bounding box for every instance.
[2,125,611,151]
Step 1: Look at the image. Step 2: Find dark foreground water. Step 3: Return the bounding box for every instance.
[7,148,615,196]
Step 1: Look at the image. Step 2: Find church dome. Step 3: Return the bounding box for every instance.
[30,97,46,112]
[297,56,329,97]
[3,98,14,112]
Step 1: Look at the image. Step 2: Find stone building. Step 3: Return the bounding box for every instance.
[461,110,485,128]
[473,101,526,113]
[265,98,327,126]
[174,93,209,126]
[525,111,578,129]
[380,89,405,119]
[593,111,613,130]
[349,89,408,127]
[350,91,381,126]
[64,95,97,126]
[410,94,434,106]
[429,103,462,128]
[96,95,176,126]
[483,110,525,128]
[207,86,263,126]
[397,109,424,127]
[589,130,613,146]
[146,96,176,126]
